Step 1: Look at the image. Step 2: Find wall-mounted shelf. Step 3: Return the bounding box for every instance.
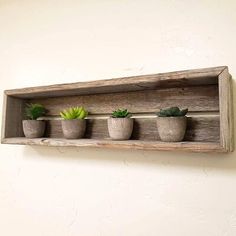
[1,66,234,153]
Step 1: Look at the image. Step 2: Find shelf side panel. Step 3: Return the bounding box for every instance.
[1,95,26,139]
[219,68,234,152]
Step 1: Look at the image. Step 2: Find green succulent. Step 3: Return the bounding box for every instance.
[112,109,132,118]
[157,107,188,117]
[25,103,46,120]
[60,107,88,120]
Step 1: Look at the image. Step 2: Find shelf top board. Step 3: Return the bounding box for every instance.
[4,66,227,99]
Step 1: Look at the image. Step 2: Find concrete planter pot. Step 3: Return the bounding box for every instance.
[156,116,187,142]
[61,119,86,139]
[22,120,46,138]
[108,117,133,140]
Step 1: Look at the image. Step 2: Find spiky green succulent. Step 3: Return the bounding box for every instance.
[60,107,88,120]
[157,107,188,117]
[111,109,132,118]
[25,103,46,120]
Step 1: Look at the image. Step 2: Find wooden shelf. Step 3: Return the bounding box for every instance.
[1,66,234,153]
[1,138,225,153]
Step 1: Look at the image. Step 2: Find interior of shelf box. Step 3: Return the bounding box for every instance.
[4,74,220,143]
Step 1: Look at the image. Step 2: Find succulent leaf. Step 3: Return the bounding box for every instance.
[157,107,188,117]
[112,109,132,118]
[25,103,46,120]
[180,108,188,116]
[60,107,88,120]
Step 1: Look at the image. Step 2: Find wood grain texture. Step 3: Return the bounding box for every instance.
[218,68,234,152]
[1,95,26,139]
[1,137,225,153]
[44,116,220,142]
[5,66,225,99]
[31,85,219,115]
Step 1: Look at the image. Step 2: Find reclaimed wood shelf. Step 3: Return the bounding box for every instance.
[1,66,234,153]
[2,138,225,153]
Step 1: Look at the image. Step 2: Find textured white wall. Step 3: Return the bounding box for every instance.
[0,1,236,235]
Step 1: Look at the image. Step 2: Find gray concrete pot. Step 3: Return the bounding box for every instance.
[61,119,86,139]
[22,120,46,138]
[108,117,133,140]
[156,116,187,142]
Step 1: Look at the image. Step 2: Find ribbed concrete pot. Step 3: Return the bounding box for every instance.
[23,120,46,138]
[61,119,86,139]
[156,116,187,142]
[108,117,133,140]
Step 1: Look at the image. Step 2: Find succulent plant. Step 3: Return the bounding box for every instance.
[157,107,188,117]
[60,107,88,120]
[111,109,132,118]
[25,103,46,120]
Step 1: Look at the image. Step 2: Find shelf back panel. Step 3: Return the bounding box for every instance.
[30,85,219,116]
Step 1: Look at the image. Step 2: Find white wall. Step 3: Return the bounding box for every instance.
[0,1,236,235]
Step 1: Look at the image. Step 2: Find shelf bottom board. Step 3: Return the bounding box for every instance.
[1,137,224,153]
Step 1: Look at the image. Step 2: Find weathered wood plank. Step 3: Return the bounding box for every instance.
[218,68,234,151]
[5,66,225,98]
[1,137,224,153]
[44,116,220,142]
[31,85,219,115]
[1,95,26,139]
[1,94,7,140]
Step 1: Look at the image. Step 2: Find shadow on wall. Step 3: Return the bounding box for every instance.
[22,79,236,172]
